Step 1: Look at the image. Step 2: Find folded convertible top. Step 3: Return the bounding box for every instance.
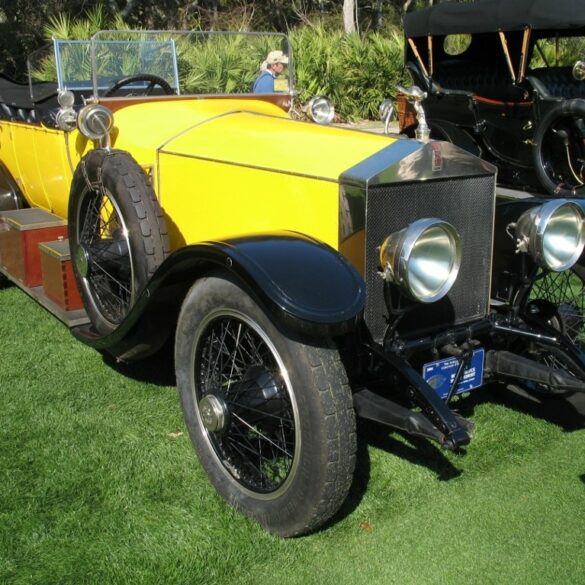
[405,0,585,38]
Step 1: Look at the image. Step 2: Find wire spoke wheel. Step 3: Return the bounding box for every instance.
[175,274,356,536]
[530,269,585,348]
[77,186,133,325]
[195,312,297,494]
[524,273,585,397]
[541,116,585,192]
[534,99,585,196]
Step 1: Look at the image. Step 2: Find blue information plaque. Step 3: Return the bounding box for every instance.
[422,348,485,400]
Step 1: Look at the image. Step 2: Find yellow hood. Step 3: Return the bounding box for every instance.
[110,98,396,180]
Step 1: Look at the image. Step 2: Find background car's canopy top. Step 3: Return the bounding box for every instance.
[404,0,585,37]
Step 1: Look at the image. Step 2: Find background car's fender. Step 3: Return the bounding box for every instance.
[71,231,366,360]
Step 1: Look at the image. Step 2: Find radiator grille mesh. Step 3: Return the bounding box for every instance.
[364,176,495,342]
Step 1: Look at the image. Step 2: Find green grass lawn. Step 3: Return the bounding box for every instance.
[1,284,585,585]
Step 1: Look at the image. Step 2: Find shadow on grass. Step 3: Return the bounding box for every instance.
[323,418,462,532]
[358,420,462,481]
[485,383,585,432]
[328,379,585,530]
[101,339,177,387]
[439,382,585,432]
[0,277,13,291]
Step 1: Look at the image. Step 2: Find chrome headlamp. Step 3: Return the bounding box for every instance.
[305,96,334,125]
[57,90,75,108]
[77,104,113,141]
[379,218,462,303]
[515,200,585,272]
[573,60,585,81]
[55,90,77,131]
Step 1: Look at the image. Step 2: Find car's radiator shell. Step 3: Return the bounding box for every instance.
[364,175,495,342]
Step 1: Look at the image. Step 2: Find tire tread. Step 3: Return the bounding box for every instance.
[69,149,170,334]
[292,345,356,536]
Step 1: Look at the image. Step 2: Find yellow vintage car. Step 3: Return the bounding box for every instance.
[1,31,585,537]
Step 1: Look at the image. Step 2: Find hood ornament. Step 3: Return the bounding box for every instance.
[396,84,430,142]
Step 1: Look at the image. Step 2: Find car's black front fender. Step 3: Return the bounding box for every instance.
[72,232,366,360]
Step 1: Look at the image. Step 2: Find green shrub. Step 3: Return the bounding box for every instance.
[290,25,405,120]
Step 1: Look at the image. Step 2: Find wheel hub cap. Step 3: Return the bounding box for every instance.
[199,394,229,433]
[74,244,90,278]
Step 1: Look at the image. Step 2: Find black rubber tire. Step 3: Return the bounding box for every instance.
[175,273,356,537]
[68,149,170,335]
[533,99,585,197]
[522,263,585,398]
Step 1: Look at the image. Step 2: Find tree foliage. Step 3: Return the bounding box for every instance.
[0,0,410,120]
[0,0,413,78]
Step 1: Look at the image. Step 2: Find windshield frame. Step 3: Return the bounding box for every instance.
[89,30,295,99]
[27,30,295,103]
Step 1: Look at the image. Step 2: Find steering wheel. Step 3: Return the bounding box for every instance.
[533,99,585,197]
[104,74,174,97]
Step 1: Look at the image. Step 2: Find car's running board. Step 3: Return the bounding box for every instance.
[0,265,89,327]
[0,210,90,328]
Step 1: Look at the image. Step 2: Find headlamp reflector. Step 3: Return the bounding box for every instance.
[515,200,585,272]
[379,218,462,303]
[306,96,335,125]
[78,104,113,141]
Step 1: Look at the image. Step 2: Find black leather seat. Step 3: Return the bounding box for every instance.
[0,103,15,120]
[433,62,526,102]
[527,67,585,99]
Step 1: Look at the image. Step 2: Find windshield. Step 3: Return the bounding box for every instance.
[28,30,293,102]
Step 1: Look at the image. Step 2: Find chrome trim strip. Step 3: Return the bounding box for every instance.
[158,149,338,184]
[155,110,243,199]
[494,323,558,343]
[155,109,330,199]
[496,186,537,200]
[339,183,366,244]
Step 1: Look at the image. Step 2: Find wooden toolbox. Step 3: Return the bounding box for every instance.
[39,239,83,311]
[0,208,68,287]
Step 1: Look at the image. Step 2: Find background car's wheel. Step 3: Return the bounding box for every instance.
[520,294,585,398]
[68,150,170,335]
[175,273,356,537]
[533,99,585,197]
[529,264,585,348]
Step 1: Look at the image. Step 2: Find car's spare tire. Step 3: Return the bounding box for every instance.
[533,99,585,197]
[68,149,170,336]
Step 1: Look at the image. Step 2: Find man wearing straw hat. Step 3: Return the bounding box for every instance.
[252,50,289,93]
